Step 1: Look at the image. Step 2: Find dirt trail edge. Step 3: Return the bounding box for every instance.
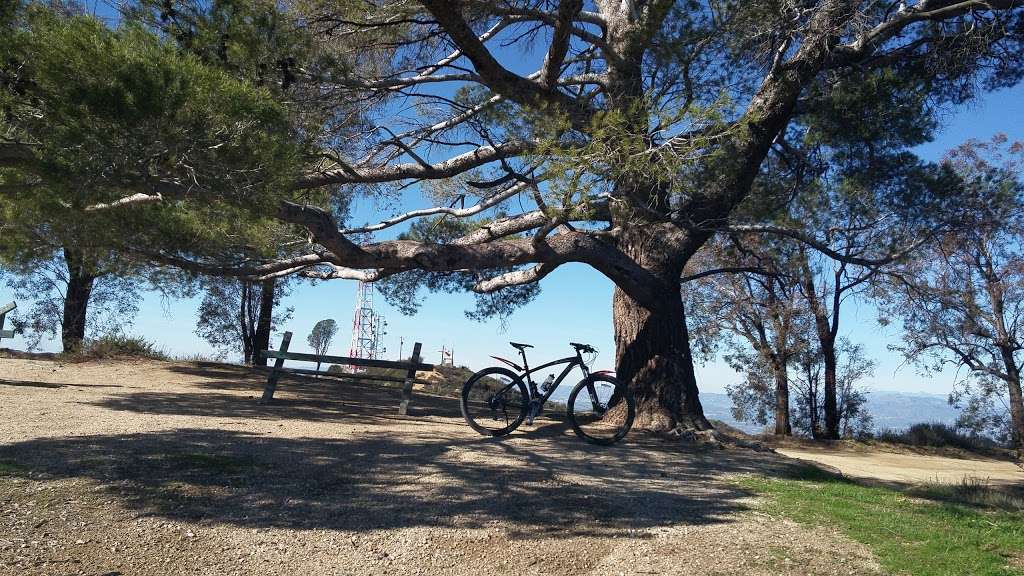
[776,447,1024,486]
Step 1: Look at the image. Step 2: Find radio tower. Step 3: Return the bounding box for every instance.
[347,281,386,372]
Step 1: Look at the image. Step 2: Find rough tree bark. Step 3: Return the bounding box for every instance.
[613,285,710,431]
[770,358,793,436]
[820,341,839,438]
[61,246,97,353]
[253,278,275,366]
[997,345,1024,450]
[609,223,711,432]
[799,251,841,439]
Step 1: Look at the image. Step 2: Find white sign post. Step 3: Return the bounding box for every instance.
[0,301,16,342]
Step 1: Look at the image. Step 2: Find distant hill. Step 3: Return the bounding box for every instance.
[700,390,960,435]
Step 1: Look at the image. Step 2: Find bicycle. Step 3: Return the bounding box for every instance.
[460,341,636,445]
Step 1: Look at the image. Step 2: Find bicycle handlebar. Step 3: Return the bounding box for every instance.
[570,342,595,354]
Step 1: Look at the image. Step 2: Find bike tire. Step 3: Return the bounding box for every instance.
[566,374,635,445]
[461,367,530,437]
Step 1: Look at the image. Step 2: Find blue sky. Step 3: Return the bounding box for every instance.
[2,6,1023,396]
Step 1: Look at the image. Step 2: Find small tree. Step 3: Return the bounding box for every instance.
[791,338,874,438]
[307,319,338,372]
[685,237,809,436]
[195,277,292,365]
[0,247,140,351]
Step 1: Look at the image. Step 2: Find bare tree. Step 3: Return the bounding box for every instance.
[885,135,1024,448]
[6,1,1024,432]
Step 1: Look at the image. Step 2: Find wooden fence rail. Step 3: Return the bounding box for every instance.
[258,332,433,415]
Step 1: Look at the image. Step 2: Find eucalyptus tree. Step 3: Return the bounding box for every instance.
[884,136,1024,448]
[790,336,874,438]
[4,1,1024,432]
[684,237,808,435]
[736,152,961,438]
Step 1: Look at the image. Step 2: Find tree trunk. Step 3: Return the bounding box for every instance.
[239,281,254,364]
[798,251,841,440]
[253,278,275,366]
[772,361,793,436]
[998,346,1024,450]
[61,247,97,353]
[821,340,839,439]
[613,283,711,433]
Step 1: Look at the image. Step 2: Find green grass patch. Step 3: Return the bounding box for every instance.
[738,467,1024,575]
[910,477,1024,512]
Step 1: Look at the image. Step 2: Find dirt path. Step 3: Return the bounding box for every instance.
[777,447,1024,486]
[0,358,884,575]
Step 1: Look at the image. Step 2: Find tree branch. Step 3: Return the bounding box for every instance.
[726,224,930,267]
[417,0,594,128]
[296,140,533,188]
[540,0,583,88]
[829,0,1022,67]
[473,262,558,292]
[342,180,532,234]
[681,266,778,283]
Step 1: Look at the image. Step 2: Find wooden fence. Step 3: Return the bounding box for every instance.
[259,332,434,415]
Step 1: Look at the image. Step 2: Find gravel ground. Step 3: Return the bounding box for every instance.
[0,358,882,575]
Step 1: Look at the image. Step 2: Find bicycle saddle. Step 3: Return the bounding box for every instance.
[509,342,534,350]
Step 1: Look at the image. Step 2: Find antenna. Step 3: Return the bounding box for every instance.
[347,281,387,372]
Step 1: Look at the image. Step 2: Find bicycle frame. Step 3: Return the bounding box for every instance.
[491,348,614,409]
[464,345,633,445]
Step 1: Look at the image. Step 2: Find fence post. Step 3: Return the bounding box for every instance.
[398,342,422,415]
[260,331,292,404]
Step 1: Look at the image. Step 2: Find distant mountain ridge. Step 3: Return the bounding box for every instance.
[699,390,960,435]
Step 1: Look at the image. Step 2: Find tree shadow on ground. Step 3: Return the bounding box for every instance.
[0,361,805,539]
[86,366,460,424]
[0,378,123,389]
[0,426,797,539]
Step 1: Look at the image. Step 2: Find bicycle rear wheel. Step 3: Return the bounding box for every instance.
[566,374,635,445]
[461,367,529,437]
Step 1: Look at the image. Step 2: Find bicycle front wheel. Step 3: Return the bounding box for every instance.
[461,367,529,437]
[567,374,635,445]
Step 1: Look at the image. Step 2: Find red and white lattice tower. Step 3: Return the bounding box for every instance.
[347,281,386,372]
